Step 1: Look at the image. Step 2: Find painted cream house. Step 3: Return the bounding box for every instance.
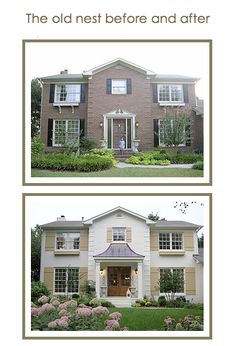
[40,207,203,306]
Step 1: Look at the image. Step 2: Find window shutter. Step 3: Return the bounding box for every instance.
[106,79,112,94]
[44,267,54,292]
[153,119,159,147]
[150,231,158,251]
[185,267,196,295]
[107,227,112,242]
[45,231,55,251]
[80,84,86,103]
[80,119,85,138]
[184,231,194,251]
[185,122,191,147]
[126,227,132,242]
[126,79,132,94]
[47,119,53,147]
[79,267,88,287]
[80,230,88,251]
[150,267,160,295]
[49,84,55,103]
[152,83,158,103]
[183,85,189,103]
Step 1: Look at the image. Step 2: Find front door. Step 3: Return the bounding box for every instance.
[108,266,131,296]
[107,118,132,149]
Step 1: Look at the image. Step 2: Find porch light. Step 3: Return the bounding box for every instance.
[99,121,103,128]
[135,121,139,127]
[100,268,104,275]
[135,268,138,274]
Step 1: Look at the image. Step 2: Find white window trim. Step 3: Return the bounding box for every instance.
[159,232,184,251]
[111,79,127,94]
[112,227,126,242]
[55,232,80,251]
[54,267,80,295]
[52,119,80,147]
[54,84,81,105]
[157,84,184,106]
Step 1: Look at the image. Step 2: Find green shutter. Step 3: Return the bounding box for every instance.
[47,119,53,147]
[153,119,159,147]
[49,84,55,103]
[80,84,86,103]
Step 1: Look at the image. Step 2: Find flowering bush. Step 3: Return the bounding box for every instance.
[38,295,49,304]
[31,296,128,331]
[164,315,204,331]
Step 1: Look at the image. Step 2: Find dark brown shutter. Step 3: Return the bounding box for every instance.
[80,84,86,103]
[153,119,159,147]
[80,119,85,138]
[106,79,112,94]
[49,84,55,103]
[47,119,53,146]
[127,79,132,94]
[183,85,189,103]
[152,83,158,103]
[185,122,191,146]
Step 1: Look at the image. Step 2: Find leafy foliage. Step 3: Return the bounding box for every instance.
[161,114,189,147]
[164,315,203,331]
[31,79,41,138]
[31,225,43,281]
[158,270,184,301]
[31,281,50,303]
[192,161,204,170]
[31,137,45,157]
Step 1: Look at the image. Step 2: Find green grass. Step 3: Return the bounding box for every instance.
[31,167,203,178]
[109,307,203,331]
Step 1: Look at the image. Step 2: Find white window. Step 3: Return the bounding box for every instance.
[112,227,126,241]
[158,84,184,104]
[112,80,127,94]
[54,268,79,294]
[56,232,80,250]
[158,119,186,147]
[55,84,81,103]
[159,232,183,250]
[53,119,80,147]
[160,268,184,293]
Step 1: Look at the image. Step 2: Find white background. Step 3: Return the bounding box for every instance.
[1,0,235,345]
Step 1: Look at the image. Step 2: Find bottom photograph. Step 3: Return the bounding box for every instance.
[23,194,211,339]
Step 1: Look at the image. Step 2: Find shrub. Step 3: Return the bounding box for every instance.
[31,281,50,303]
[31,153,114,172]
[158,296,167,307]
[164,315,203,331]
[31,137,45,157]
[80,137,97,153]
[89,148,115,158]
[192,161,204,170]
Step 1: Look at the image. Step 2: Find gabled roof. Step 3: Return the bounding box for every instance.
[84,206,156,225]
[94,243,144,258]
[83,58,156,77]
[152,220,202,230]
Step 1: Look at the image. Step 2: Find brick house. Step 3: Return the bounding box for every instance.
[39,58,203,152]
[40,206,203,307]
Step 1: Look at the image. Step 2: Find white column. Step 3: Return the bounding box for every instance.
[95,262,100,298]
[138,262,143,299]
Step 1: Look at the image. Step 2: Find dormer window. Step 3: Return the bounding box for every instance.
[54,84,81,103]
[112,227,126,242]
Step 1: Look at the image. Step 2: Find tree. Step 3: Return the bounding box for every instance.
[31,79,42,138]
[31,224,43,281]
[198,233,204,248]
[158,269,184,301]
[147,212,165,221]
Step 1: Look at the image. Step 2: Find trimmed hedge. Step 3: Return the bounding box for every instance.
[192,161,204,170]
[32,153,114,172]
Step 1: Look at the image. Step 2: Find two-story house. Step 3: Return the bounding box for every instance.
[40,206,203,306]
[39,58,203,153]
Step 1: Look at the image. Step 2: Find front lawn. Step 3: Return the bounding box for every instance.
[32,167,203,177]
[109,307,203,331]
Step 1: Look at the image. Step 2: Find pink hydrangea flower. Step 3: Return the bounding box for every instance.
[51,299,60,307]
[41,303,55,313]
[58,309,68,317]
[92,306,109,315]
[76,307,93,317]
[109,312,122,320]
[57,318,69,328]
[31,307,41,317]
[105,319,120,329]
[48,321,58,329]
[121,327,129,331]
[68,300,77,308]
[58,302,68,310]
[164,317,173,325]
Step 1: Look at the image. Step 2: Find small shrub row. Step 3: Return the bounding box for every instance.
[126,150,203,166]
[132,296,203,309]
[192,161,204,170]
[164,315,203,331]
[31,153,114,172]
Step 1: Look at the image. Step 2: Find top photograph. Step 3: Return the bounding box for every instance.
[23,40,212,185]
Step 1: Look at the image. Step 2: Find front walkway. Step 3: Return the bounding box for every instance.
[116,162,194,169]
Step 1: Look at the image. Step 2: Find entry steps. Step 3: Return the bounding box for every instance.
[105,296,136,307]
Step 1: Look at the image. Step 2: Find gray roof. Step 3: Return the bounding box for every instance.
[193,248,204,263]
[41,220,84,229]
[39,73,84,81]
[94,243,144,258]
[154,74,199,82]
[153,220,202,230]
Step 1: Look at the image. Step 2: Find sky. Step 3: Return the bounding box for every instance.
[26,195,207,235]
[26,41,209,99]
